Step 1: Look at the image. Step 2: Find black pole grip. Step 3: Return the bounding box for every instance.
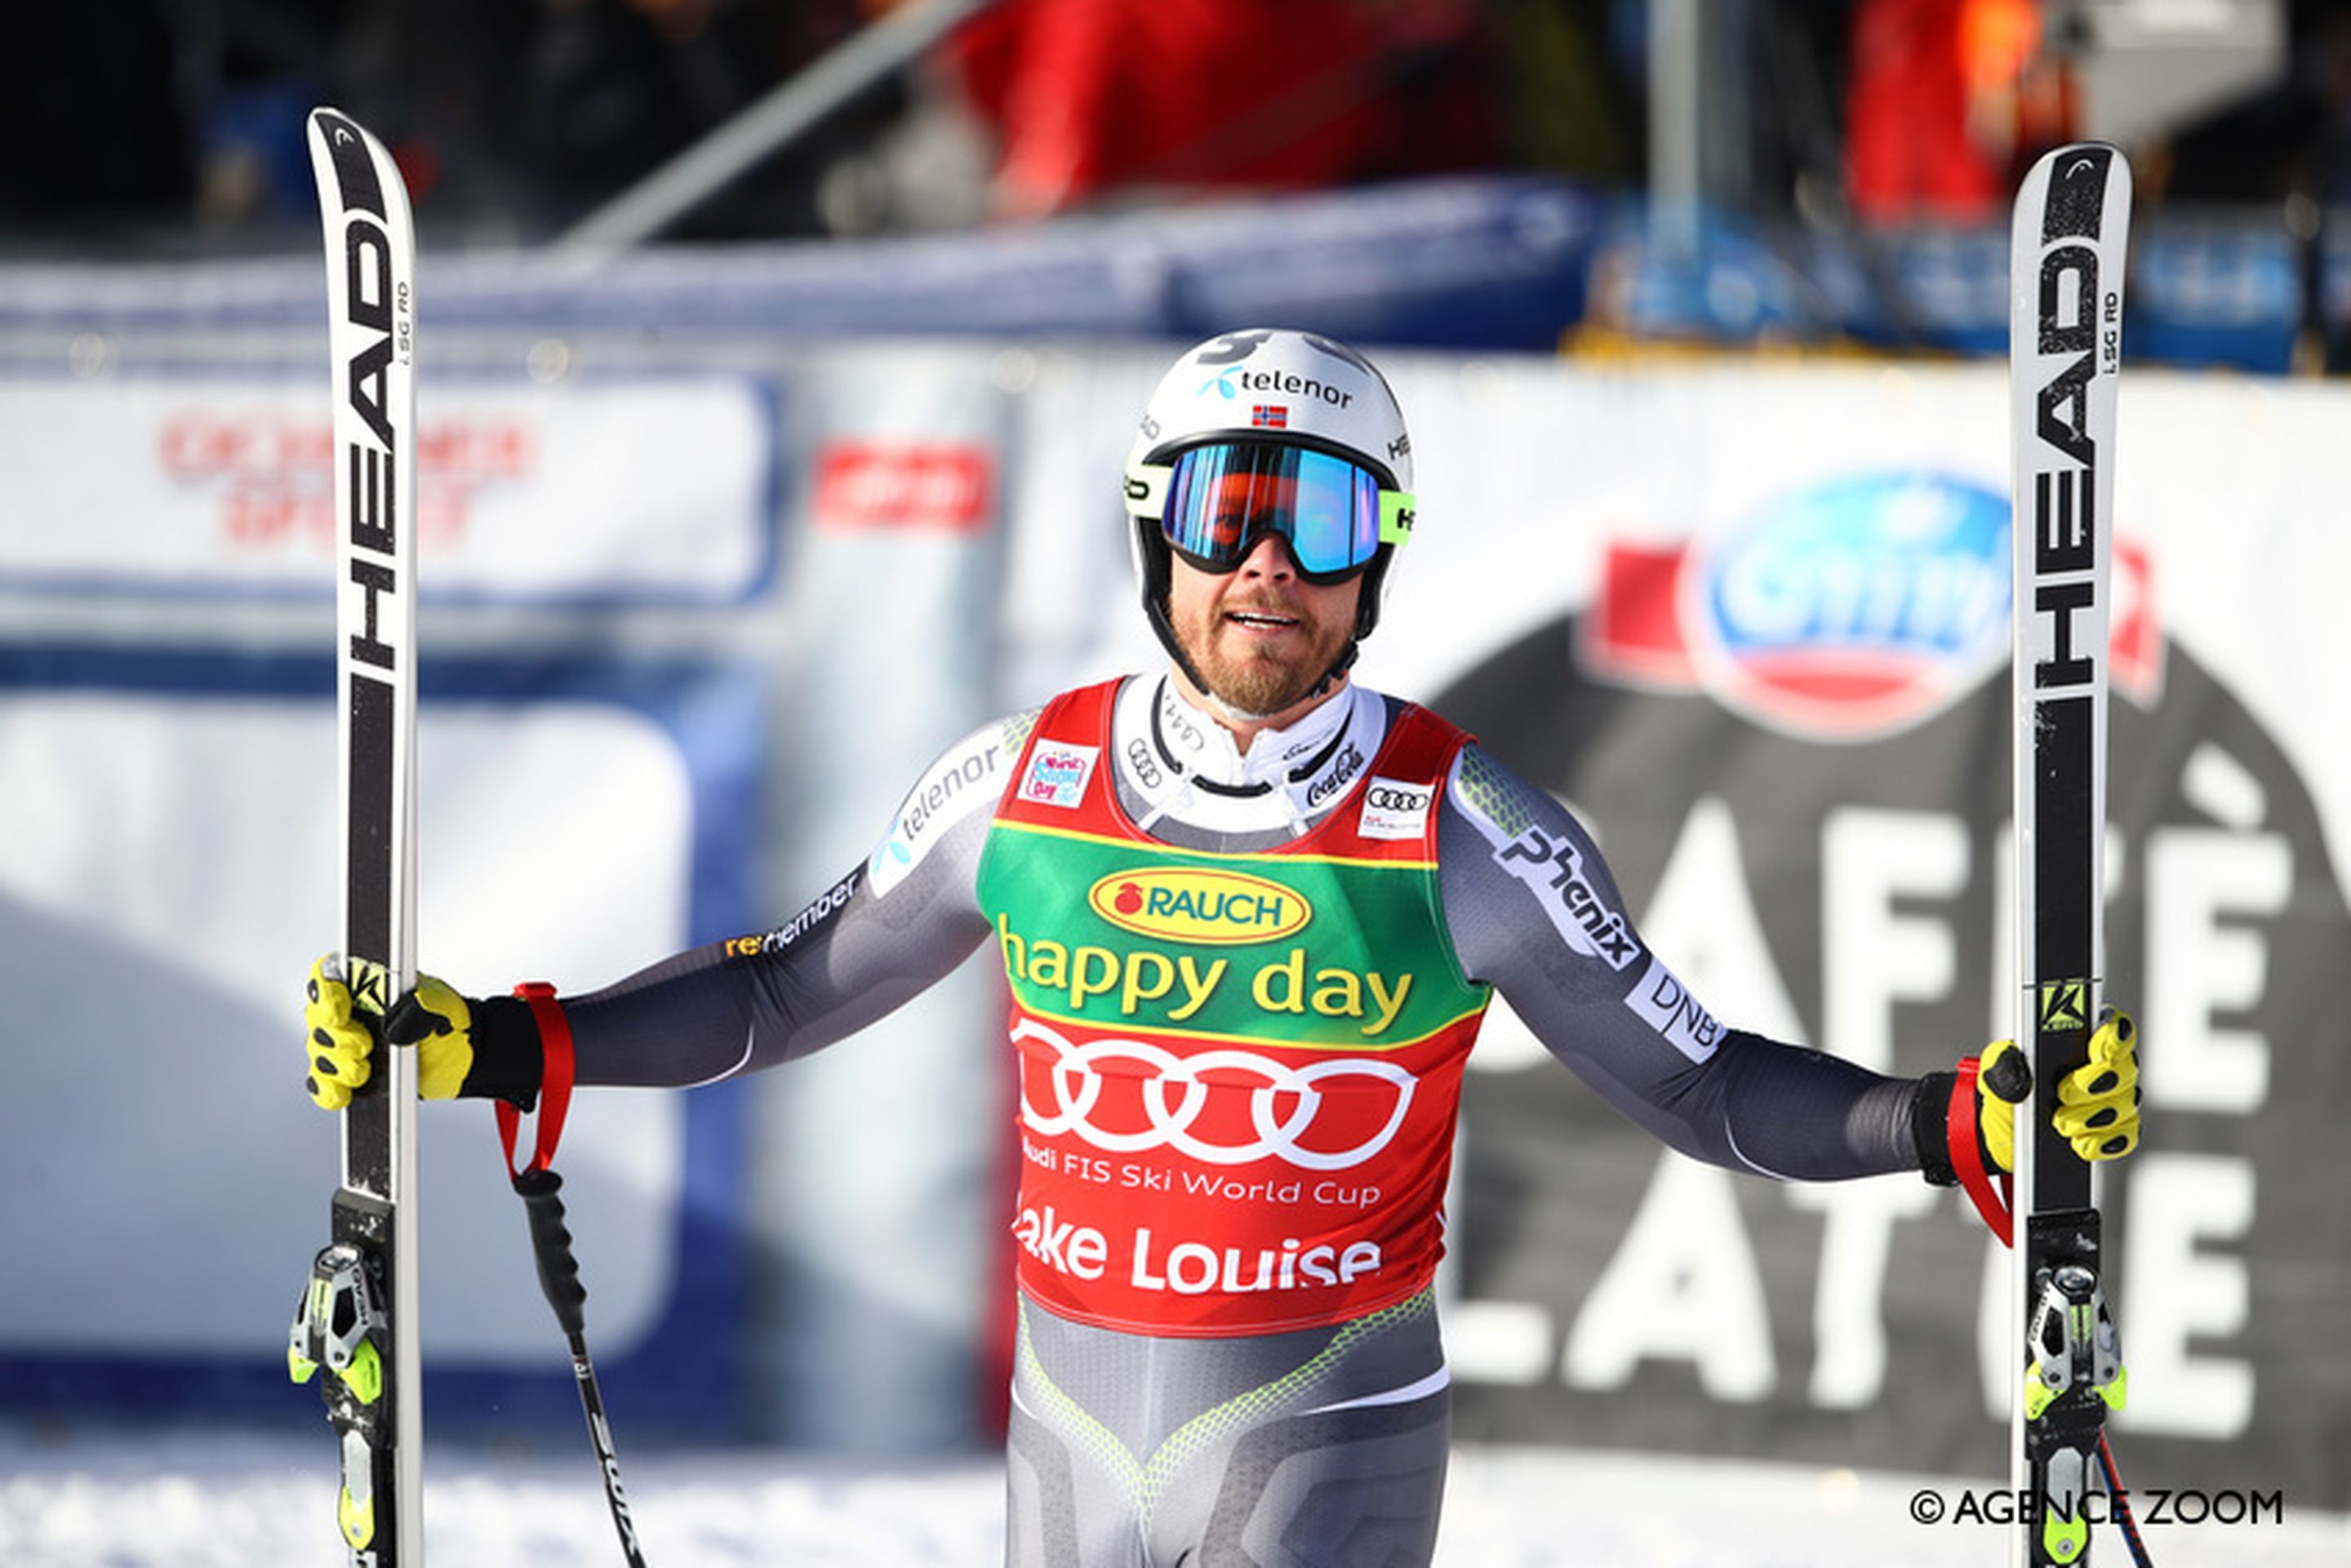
[514,1166,589,1335]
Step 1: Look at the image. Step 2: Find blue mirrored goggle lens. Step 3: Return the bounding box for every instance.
[1161,445,1381,580]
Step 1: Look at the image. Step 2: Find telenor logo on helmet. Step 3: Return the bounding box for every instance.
[1089,868,1313,945]
[1195,368,1356,410]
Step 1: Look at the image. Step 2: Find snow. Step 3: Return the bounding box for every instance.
[2,1421,2344,1566]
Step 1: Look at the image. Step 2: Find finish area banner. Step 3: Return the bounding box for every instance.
[1362,360,2351,1511]
[0,321,2341,1496]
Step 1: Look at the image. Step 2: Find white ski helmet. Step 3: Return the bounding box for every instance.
[1122,328,1416,691]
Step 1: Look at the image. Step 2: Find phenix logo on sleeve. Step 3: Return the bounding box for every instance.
[1451,750,1723,1065]
[978,681,1490,1336]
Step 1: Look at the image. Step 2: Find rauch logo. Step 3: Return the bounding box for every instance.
[1088,868,1312,946]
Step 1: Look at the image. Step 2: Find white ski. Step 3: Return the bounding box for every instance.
[301,104,423,1566]
[2007,140,2131,1568]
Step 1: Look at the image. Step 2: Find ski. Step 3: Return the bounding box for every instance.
[291,105,424,1565]
[2007,142,2131,1566]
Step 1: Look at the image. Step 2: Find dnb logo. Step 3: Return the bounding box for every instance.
[1582,472,2158,740]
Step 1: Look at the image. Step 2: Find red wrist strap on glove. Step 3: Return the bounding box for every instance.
[1949,1055,2013,1247]
[500,981,576,1180]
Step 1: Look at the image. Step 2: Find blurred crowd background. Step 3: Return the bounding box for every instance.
[4,2,2342,364]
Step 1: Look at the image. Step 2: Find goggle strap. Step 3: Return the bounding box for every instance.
[1379,490,1417,547]
[1124,462,1173,520]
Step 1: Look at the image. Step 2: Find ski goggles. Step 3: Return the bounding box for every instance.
[1124,441,1415,584]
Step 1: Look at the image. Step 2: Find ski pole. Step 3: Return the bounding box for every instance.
[504,981,649,1566]
[516,1166,647,1566]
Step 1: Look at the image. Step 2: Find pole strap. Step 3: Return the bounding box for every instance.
[500,982,576,1181]
[1949,1056,2014,1247]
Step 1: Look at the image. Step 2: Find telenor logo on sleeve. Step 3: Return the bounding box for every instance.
[1088,868,1313,945]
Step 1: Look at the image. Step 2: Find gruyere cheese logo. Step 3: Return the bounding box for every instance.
[1087,868,1312,946]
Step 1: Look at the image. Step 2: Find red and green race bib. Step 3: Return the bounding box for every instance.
[978,681,1491,1335]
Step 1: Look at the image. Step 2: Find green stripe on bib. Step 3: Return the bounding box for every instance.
[980,821,1488,1049]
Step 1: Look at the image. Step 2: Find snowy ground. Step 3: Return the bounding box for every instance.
[3,1422,2344,1566]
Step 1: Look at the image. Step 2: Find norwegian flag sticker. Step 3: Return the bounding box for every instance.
[1251,405,1289,429]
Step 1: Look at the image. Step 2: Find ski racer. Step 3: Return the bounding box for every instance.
[300,327,2143,1568]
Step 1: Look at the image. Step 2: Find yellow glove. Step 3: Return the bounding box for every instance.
[303,953,476,1108]
[386,978,477,1101]
[1979,1006,2140,1170]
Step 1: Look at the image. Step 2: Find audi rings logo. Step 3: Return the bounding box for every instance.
[1012,1018,1415,1170]
[1358,775,1434,841]
[1087,867,1312,945]
[1364,785,1429,813]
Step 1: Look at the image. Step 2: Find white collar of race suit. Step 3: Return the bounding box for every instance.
[1110,676,1387,837]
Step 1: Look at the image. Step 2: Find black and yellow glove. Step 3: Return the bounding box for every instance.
[303,953,482,1108]
[1916,1006,2141,1184]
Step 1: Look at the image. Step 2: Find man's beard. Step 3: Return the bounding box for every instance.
[1176,593,1353,720]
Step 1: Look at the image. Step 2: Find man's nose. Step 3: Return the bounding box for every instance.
[1235,531,1297,580]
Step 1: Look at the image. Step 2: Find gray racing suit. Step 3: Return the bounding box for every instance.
[491,674,1922,1566]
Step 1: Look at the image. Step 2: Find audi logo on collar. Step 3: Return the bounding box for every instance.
[1365,784,1431,813]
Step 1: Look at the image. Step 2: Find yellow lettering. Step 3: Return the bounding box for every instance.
[1029,939,1068,992]
[1171,957,1226,1020]
[1363,971,1412,1036]
[1311,967,1363,1020]
[1122,951,1175,1014]
[1069,945,1119,1011]
[1252,948,1307,1014]
[997,914,1026,982]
